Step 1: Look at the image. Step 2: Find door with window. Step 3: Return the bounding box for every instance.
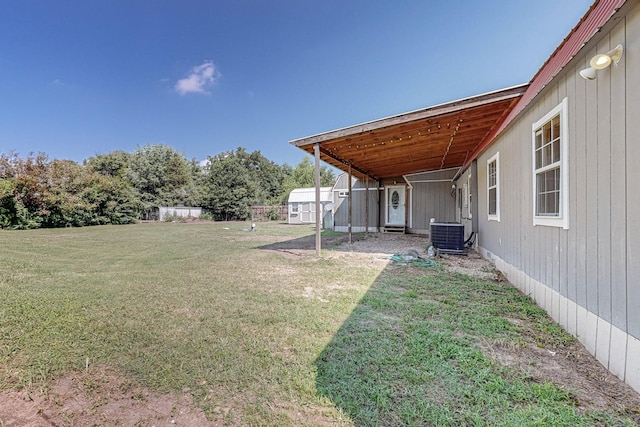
[385,186,405,225]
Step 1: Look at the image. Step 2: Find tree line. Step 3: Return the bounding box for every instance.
[0,145,336,229]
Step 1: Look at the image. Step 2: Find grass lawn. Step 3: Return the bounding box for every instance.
[0,222,637,426]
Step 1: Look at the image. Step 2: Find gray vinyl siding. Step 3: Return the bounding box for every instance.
[475,8,638,340]
[333,188,380,230]
[410,181,456,229]
[626,3,640,338]
[407,169,457,232]
[333,173,455,234]
[333,175,380,230]
[407,169,457,182]
[453,166,476,240]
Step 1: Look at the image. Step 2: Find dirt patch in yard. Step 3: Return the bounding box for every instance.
[0,367,217,427]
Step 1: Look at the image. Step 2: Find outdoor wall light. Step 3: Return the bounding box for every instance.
[580,44,624,80]
[579,67,597,80]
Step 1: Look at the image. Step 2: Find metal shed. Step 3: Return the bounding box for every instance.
[157,206,203,221]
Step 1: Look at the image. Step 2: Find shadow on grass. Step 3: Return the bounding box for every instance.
[313,264,454,426]
[257,231,428,256]
[256,232,351,256]
[312,262,631,427]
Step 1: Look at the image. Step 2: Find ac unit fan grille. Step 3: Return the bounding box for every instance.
[430,222,465,251]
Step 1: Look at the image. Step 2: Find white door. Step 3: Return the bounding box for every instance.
[385,186,406,225]
[300,203,315,223]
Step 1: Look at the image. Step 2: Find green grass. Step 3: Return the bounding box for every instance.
[315,270,626,426]
[0,222,637,426]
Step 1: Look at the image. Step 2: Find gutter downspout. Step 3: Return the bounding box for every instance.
[470,160,479,235]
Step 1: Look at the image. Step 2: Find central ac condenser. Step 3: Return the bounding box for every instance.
[430,222,465,252]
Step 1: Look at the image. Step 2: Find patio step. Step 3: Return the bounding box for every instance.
[383,225,406,234]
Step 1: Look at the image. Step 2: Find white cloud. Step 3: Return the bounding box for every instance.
[175,61,219,95]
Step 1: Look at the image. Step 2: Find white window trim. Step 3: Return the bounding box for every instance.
[531,97,569,229]
[487,152,500,222]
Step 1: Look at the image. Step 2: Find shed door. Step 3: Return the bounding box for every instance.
[385,186,405,225]
[301,203,315,223]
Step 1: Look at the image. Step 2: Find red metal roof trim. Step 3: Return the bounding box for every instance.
[460,0,626,174]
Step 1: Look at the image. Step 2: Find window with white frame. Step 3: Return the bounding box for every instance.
[532,97,569,229]
[487,152,500,221]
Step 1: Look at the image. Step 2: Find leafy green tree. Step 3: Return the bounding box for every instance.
[40,159,92,227]
[202,147,292,220]
[124,144,201,212]
[0,146,337,228]
[85,151,142,223]
[0,178,35,229]
[85,150,131,178]
[25,159,141,227]
[80,170,141,225]
[10,152,51,227]
[0,152,141,228]
[236,147,286,205]
[204,149,258,221]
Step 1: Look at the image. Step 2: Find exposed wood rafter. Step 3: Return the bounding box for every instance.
[290,84,528,180]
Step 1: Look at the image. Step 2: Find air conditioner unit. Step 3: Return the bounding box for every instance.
[430,222,465,253]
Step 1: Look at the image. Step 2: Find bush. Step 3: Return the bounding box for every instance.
[266,206,282,221]
[199,212,214,221]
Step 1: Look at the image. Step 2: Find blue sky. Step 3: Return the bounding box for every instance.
[0,1,593,167]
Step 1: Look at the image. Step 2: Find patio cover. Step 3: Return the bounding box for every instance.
[290,84,528,182]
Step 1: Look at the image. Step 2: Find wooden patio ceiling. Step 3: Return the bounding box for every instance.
[290,84,528,181]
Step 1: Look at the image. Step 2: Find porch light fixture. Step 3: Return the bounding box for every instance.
[580,44,624,80]
[579,67,597,80]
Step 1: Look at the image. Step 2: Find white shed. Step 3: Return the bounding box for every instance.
[158,206,203,221]
[287,187,332,225]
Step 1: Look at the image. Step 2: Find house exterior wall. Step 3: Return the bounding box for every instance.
[332,172,455,234]
[472,2,640,392]
[333,177,380,232]
[406,169,457,234]
[453,161,478,241]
